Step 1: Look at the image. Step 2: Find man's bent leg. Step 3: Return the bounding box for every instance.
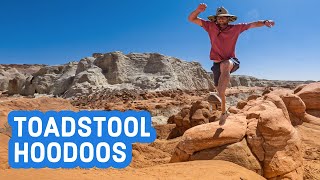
[217,60,234,113]
[208,62,222,110]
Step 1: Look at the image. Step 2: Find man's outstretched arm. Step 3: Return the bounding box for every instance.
[248,20,275,29]
[188,3,207,26]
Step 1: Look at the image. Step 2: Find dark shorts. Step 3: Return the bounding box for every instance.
[211,58,240,86]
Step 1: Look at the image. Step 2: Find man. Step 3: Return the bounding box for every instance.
[188,3,275,124]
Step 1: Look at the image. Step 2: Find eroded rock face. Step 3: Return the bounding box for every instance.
[242,97,303,179]
[170,114,247,162]
[190,138,262,175]
[264,87,320,126]
[29,62,79,96]
[258,106,303,179]
[19,52,215,97]
[260,88,320,126]
[281,94,306,125]
[167,101,220,138]
[296,82,320,110]
[209,73,313,88]
[3,52,315,98]
[243,91,306,179]
[282,94,306,117]
[170,91,305,179]
[0,64,44,92]
[7,74,26,95]
[263,94,290,121]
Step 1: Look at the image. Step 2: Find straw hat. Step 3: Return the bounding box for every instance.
[208,7,237,22]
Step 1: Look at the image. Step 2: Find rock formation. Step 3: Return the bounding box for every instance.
[18,52,215,97]
[168,84,320,179]
[1,52,317,98]
[0,64,44,92]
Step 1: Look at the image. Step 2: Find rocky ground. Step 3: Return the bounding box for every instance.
[0,83,319,179]
[69,87,265,119]
[0,52,319,179]
[0,88,267,179]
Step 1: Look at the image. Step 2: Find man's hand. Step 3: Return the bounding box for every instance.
[265,20,275,28]
[196,3,207,13]
[188,3,207,26]
[249,20,275,29]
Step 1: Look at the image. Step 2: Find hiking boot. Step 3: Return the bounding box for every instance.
[208,92,222,111]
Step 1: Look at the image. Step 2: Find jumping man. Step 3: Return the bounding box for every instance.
[188,3,275,123]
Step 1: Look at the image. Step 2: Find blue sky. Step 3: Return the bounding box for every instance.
[0,0,319,81]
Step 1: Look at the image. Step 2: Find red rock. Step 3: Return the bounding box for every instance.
[237,100,247,109]
[247,94,261,101]
[170,114,247,162]
[282,94,306,118]
[296,82,320,110]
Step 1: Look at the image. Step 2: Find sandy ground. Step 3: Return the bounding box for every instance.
[296,122,320,180]
[0,160,265,180]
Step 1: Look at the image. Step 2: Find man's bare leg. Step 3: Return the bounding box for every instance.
[208,86,221,111]
[217,60,234,113]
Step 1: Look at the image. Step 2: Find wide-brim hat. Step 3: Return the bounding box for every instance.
[208,7,237,23]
